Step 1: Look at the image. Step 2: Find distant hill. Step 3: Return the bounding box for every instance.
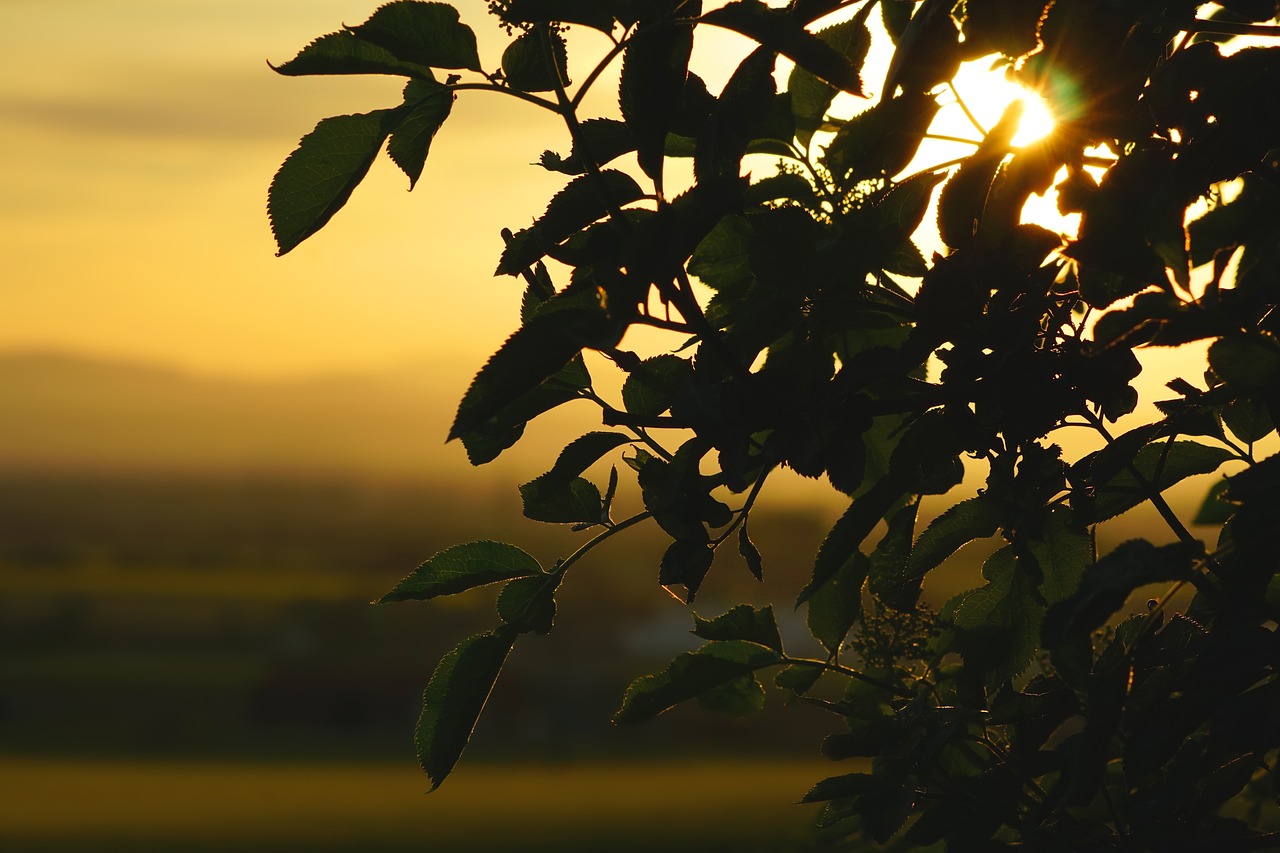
[0,351,577,481]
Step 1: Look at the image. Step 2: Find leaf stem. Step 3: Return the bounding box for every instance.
[447,82,560,113]
[783,656,914,699]
[947,81,987,137]
[555,510,654,577]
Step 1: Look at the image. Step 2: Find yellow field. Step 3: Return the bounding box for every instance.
[0,757,839,852]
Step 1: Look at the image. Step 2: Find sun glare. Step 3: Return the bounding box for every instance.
[947,59,1058,147]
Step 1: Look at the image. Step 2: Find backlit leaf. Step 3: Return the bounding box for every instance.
[416,628,517,789]
[613,640,781,723]
[379,540,541,603]
[387,79,454,188]
[348,1,482,71]
[269,109,402,256]
[497,574,561,634]
[270,31,437,78]
[501,28,568,93]
[693,604,783,652]
[622,354,692,417]
[1090,440,1233,521]
[619,3,700,180]
[906,495,1001,579]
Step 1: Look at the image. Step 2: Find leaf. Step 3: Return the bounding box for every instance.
[618,3,700,180]
[694,46,779,184]
[738,520,764,581]
[1209,335,1280,395]
[519,476,602,524]
[1041,540,1200,648]
[789,3,874,146]
[801,772,891,804]
[538,118,636,175]
[519,431,630,523]
[688,215,753,289]
[821,91,940,180]
[797,477,904,606]
[622,354,693,417]
[379,541,541,603]
[415,628,517,789]
[501,28,568,93]
[387,79,454,188]
[1194,478,1234,525]
[867,500,920,610]
[497,574,561,635]
[498,0,616,33]
[905,495,1001,579]
[951,547,1043,684]
[1090,440,1233,521]
[936,100,1022,249]
[1027,507,1090,605]
[268,109,402,256]
[695,673,767,715]
[497,171,645,274]
[807,550,869,655]
[693,604,783,652]
[348,1,482,72]
[701,0,863,94]
[449,301,617,441]
[659,539,716,603]
[270,31,438,78]
[458,357,589,465]
[613,640,781,724]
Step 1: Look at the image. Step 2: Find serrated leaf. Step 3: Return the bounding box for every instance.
[497,574,560,634]
[1090,440,1233,521]
[269,109,402,255]
[689,215,753,289]
[450,302,616,441]
[348,1,481,72]
[695,46,779,184]
[801,772,891,804]
[738,520,764,581]
[821,92,940,180]
[379,541,541,603]
[789,3,873,146]
[905,495,1001,579]
[497,171,645,274]
[619,4,699,180]
[798,477,903,605]
[867,500,920,610]
[387,79,454,188]
[499,0,615,33]
[622,354,692,417]
[1209,335,1280,394]
[951,547,1043,684]
[807,550,869,655]
[613,640,781,724]
[775,664,822,694]
[538,118,636,174]
[519,476,602,524]
[459,357,588,465]
[1041,540,1200,648]
[415,628,517,790]
[936,100,1022,249]
[1027,507,1091,604]
[693,604,782,652]
[501,28,568,93]
[270,31,438,78]
[701,1,862,94]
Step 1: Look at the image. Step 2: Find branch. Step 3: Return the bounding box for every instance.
[447,82,560,114]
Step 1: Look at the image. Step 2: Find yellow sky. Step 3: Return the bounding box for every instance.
[1,0,1048,383]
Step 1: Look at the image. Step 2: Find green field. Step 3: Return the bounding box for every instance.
[0,758,840,852]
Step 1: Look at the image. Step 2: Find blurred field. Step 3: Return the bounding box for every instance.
[0,758,838,852]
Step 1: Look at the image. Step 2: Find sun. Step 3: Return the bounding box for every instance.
[945,58,1058,148]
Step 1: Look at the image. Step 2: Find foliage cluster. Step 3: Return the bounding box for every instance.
[270,1,1280,849]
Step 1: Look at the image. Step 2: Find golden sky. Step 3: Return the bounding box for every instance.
[1,0,596,379]
[1,0,1055,383]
